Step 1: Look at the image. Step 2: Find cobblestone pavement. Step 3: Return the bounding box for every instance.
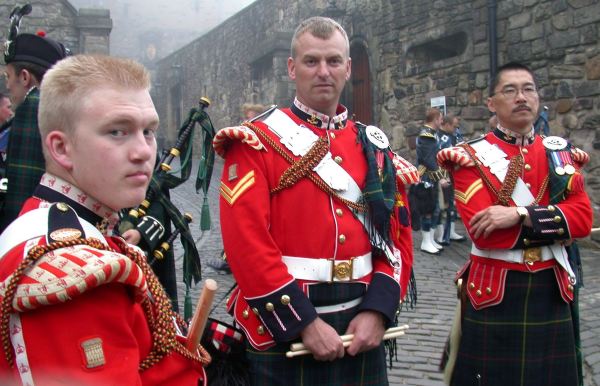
[168,158,600,385]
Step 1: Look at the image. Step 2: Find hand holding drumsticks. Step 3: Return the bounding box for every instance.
[286,324,409,358]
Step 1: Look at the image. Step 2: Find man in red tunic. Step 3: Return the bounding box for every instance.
[0,55,208,385]
[438,62,592,386]
[214,16,417,385]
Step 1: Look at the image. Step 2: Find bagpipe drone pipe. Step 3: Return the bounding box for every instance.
[118,96,216,320]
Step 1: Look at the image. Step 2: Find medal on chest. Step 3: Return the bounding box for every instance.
[543,136,575,176]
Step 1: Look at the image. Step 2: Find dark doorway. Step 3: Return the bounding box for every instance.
[350,42,372,124]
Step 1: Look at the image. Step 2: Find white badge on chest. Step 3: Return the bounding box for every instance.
[365,126,389,149]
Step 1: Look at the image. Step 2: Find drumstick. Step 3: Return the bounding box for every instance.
[286,324,409,358]
[289,324,408,352]
[185,279,218,351]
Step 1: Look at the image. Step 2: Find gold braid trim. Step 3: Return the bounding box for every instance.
[272,136,330,193]
[461,143,550,206]
[244,121,367,212]
[496,154,523,206]
[0,238,210,370]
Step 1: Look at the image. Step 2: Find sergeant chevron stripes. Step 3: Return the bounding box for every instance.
[220,170,256,205]
[455,178,483,204]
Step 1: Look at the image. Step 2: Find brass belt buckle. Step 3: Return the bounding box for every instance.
[523,247,542,265]
[331,258,354,281]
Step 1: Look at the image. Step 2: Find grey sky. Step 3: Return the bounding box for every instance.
[69,0,256,61]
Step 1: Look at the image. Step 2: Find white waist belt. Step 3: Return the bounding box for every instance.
[470,244,554,263]
[282,252,372,282]
[314,297,363,314]
[471,244,576,284]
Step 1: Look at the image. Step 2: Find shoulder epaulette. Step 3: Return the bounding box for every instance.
[0,241,148,313]
[437,146,476,169]
[571,147,589,166]
[0,204,148,313]
[392,153,420,185]
[418,131,436,139]
[213,125,266,158]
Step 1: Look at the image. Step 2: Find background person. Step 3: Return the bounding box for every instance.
[434,114,466,245]
[0,30,68,232]
[414,107,447,254]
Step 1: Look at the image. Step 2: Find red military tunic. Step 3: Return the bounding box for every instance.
[216,103,415,350]
[438,128,592,308]
[0,174,206,385]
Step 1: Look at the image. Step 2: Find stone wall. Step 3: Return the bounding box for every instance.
[153,0,600,236]
[0,0,111,59]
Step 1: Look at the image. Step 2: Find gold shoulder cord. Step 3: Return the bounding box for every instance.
[461,143,549,206]
[0,238,211,370]
[244,122,367,212]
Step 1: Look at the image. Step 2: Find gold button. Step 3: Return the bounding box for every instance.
[257,326,265,335]
[553,216,562,223]
[469,282,475,290]
[56,202,69,212]
[525,183,531,189]
[280,295,290,305]
[558,228,565,235]
[242,309,249,319]
[568,284,574,292]
[265,302,274,312]
[334,156,343,164]
[330,132,336,139]
[524,164,532,171]
[476,289,482,297]
[486,287,492,295]
[523,238,530,246]
[335,208,343,216]
[338,234,346,244]
[252,307,259,315]
[548,205,555,212]
[522,148,528,154]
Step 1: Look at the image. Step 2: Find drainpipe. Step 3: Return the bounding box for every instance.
[488,0,498,93]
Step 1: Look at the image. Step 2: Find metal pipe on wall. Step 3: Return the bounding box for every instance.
[487,0,498,93]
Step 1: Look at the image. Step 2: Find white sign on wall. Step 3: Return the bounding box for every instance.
[430,96,446,115]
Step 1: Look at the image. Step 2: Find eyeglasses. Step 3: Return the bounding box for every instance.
[493,85,538,99]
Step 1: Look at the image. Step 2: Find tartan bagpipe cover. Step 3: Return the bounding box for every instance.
[201,318,250,386]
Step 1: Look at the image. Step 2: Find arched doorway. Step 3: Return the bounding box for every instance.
[349,42,372,124]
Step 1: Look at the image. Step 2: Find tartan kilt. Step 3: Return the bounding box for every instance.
[411,182,437,215]
[246,283,388,386]
[451,268,579,386]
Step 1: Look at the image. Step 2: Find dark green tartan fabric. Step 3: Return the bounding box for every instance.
[246,283,389,386]
[451,269,578,386]
[0,88,44,232]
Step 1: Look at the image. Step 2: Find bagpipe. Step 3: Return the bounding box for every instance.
[119,96,216,320]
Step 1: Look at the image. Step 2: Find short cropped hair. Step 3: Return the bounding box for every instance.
[491,61,536,96]
[290,16,350,59]
[442,115,455,126]
[39,55,150,139]
[425,108,442,124]
[8,61,48,83]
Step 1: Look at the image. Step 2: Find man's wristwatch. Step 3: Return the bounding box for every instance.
[516,206,528,223]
